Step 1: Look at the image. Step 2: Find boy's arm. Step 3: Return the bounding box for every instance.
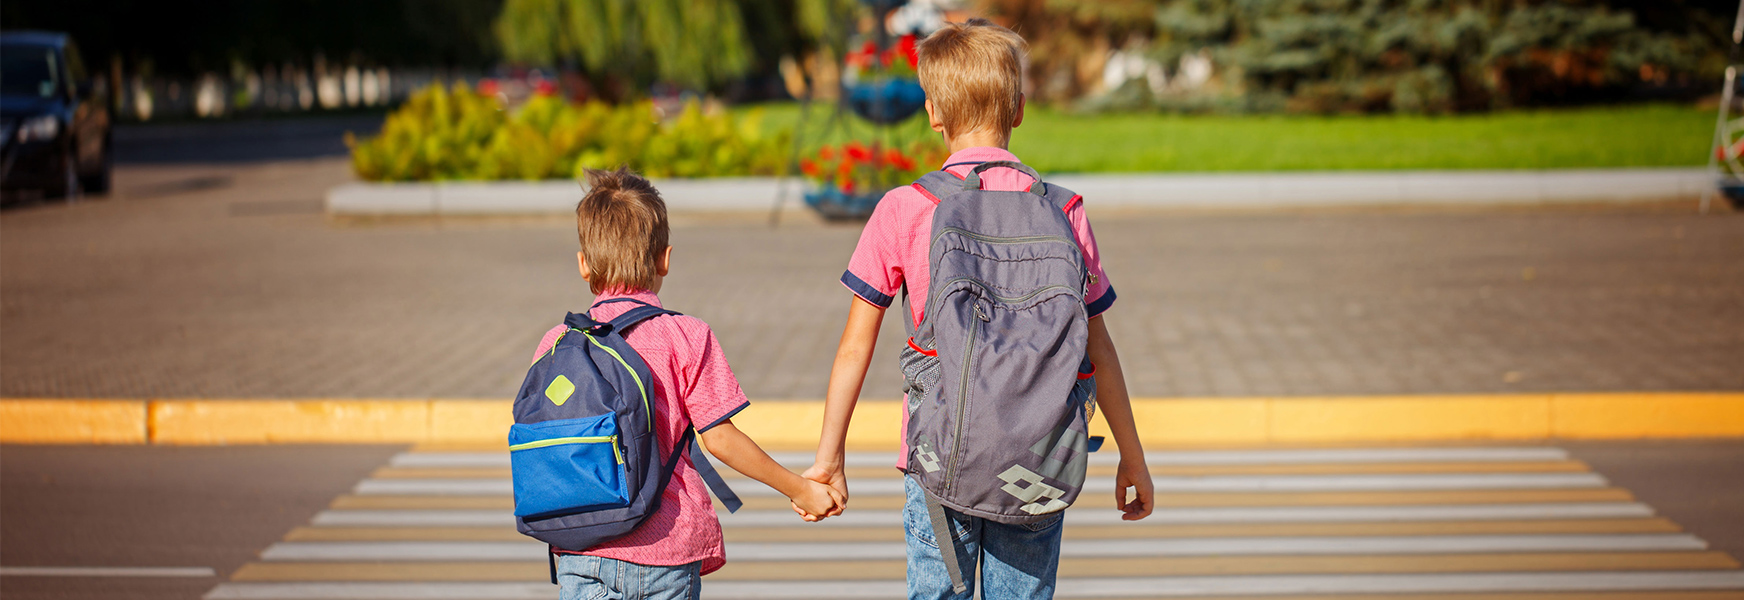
[1088,314,1155,520]
[802,295,886,514]
[700,419,842,520]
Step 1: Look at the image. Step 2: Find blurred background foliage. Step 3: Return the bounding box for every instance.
[346,83,789,181]
[989,0,1728,114]
[492,0,858,100]
[6,0,1728,113]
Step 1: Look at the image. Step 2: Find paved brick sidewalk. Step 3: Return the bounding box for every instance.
[2,158,1741,400]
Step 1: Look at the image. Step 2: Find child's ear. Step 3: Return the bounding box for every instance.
[656,246,672,277]
[925,99,946,135]
[577,251,592,282]
[1012,93,1025,129]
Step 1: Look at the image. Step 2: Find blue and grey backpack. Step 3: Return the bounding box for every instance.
[900,161,1104,592]
[510,298,740,581]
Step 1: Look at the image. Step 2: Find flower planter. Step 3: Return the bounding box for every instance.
[846,79,926,125]
[803,186,887,220]
[1718,177,1744,208]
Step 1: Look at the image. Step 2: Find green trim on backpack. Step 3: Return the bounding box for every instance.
[584,331,651,432]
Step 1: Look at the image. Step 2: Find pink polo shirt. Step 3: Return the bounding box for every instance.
[530,289,749,575]
[840,147,1116,468]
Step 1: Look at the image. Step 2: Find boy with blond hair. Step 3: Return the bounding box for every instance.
[533,167,841,600]
[801,19,1156,600]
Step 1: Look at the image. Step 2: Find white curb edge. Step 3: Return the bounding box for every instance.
[326,168,1712,216]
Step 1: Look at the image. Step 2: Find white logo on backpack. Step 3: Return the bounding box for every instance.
[996,465,1069,514]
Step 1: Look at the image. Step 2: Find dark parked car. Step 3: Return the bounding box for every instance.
[1,31,111,200]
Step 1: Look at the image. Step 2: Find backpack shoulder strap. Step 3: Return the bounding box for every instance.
[605,303,679,334]
[1041,182,1081,213]
[911,171,961,204]
[685,430,742,512]
[565,299,679,336]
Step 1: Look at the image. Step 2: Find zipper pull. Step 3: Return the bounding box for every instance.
[974,303,991,322]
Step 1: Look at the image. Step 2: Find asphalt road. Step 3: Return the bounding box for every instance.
[0,445,402,600]
[111,114,382,165]
[1563,440,1744,560]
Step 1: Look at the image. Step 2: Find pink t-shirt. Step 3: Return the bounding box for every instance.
[530,289,749,575]
[840,147,1116,467]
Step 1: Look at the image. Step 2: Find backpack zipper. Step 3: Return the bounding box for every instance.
[925,278,1083,325]
[934,226,1078,249]
[944,304,988,492]
[509,434,624,464]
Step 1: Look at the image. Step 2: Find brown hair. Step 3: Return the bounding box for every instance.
[575,167,669,294]
[916,18,1027,140]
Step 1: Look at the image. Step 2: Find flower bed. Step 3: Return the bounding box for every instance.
[346,83,790,182]
[798,140,946,218]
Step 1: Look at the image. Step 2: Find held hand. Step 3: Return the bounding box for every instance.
[800,461,848,517]
[790,479,843,521]
[1114,455,1155,521]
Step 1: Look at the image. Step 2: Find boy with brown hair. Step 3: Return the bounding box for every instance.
[802,19,1156,600]
[533,167,841,600]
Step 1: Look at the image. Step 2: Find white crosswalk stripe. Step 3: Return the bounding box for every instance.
[390,448,1573,469]
[206,571,1744,599]
[749,448,1587,469]
[312,501,1657,528]
[258,533,1710,562]
[207,446,1744,600]
[354,472,1608,496]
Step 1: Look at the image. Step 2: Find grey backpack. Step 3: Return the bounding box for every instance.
[900,161,1102,592]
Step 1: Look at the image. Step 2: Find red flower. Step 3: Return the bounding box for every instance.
[845,142,871,162]
[533,79,557,96]
[898,35,919,68]
[476,78,499,97]
[800,159,821,178]
[841,179,856,195]
[837,160,855,181]
[881,148,904,166]
[818,146,835,161]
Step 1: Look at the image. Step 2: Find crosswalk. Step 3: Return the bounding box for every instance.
[205,446,1744,599]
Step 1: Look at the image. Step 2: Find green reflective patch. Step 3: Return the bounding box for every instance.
[545,375,576,406]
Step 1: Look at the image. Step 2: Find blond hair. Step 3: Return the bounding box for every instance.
[576,167,669,294]
[916,18,1027,139]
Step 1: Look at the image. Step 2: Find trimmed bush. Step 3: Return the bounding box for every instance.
[347,82,790,182]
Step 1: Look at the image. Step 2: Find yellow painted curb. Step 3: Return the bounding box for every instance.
[0,399,147,444]
[3,393,1742,446]
[730,400,904,450]
[150,400,431,444]
[1266,395,1553,443]
[430,400,512,444]
[1552,392,1744,438]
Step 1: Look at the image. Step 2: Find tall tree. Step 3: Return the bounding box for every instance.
[495,0,754,93]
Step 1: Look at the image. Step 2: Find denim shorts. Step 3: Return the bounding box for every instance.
[556,554,701,600]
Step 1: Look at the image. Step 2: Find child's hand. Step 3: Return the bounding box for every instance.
[800,461,848,518]
[790,479,844,521]
[1115,454,1154,521]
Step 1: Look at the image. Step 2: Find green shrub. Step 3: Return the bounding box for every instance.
[346,82,791,182]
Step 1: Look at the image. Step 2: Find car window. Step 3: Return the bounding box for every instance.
[0,45,61,99]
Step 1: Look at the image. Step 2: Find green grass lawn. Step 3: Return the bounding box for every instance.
[742,102,1711,173]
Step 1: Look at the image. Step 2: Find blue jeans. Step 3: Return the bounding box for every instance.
[556,554,701,600]
[903,475,1064,600]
